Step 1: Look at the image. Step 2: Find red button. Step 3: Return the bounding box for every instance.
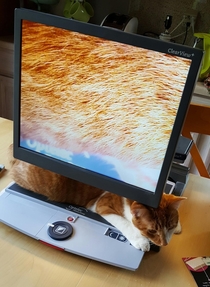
[67,216,74,222]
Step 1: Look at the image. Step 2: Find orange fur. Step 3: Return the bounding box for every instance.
[130,195,185,246]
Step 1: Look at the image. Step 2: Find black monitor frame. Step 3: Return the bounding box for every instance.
[13,8,203,208]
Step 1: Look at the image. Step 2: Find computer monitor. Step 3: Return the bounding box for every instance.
[13,8,203,208]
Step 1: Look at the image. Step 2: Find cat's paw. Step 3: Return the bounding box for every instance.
[129,237,150,251]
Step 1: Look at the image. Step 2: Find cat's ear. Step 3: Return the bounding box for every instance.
[165,194,187,210]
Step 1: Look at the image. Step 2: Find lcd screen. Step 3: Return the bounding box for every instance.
[19,20,192,193]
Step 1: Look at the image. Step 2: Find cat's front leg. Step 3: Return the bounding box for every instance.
[102,214,150,251]
[128,234,150,251]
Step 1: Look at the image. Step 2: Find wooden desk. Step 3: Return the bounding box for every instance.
[0,117,210,287]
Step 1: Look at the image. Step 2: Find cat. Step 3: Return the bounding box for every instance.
[8,144,186,252]
[19,20,192,192]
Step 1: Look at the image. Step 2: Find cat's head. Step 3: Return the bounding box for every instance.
[130,193,186,247]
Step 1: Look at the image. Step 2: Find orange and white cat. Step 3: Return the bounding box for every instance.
[8,144,185,252]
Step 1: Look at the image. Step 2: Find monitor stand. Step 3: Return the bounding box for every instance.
[0,181,184,271]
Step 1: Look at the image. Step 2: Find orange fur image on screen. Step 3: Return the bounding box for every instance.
[20,20,191,190]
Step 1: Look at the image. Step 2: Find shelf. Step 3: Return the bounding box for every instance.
[0,35,14,51]
[0,36,14,78]
[192,82,210,107]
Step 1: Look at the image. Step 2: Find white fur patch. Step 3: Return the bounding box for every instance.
[102,213,150,251]
[165,226,177,244]
[123,198,133,222]
[88,191,107,212]
[174,220,182,234]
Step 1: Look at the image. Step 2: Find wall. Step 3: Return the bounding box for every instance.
[51,0,210,45]
[50,0,130,24]
[0,0,20,36]
[128,0,210,45]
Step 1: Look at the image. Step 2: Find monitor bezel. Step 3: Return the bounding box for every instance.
[13,8,203,208]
